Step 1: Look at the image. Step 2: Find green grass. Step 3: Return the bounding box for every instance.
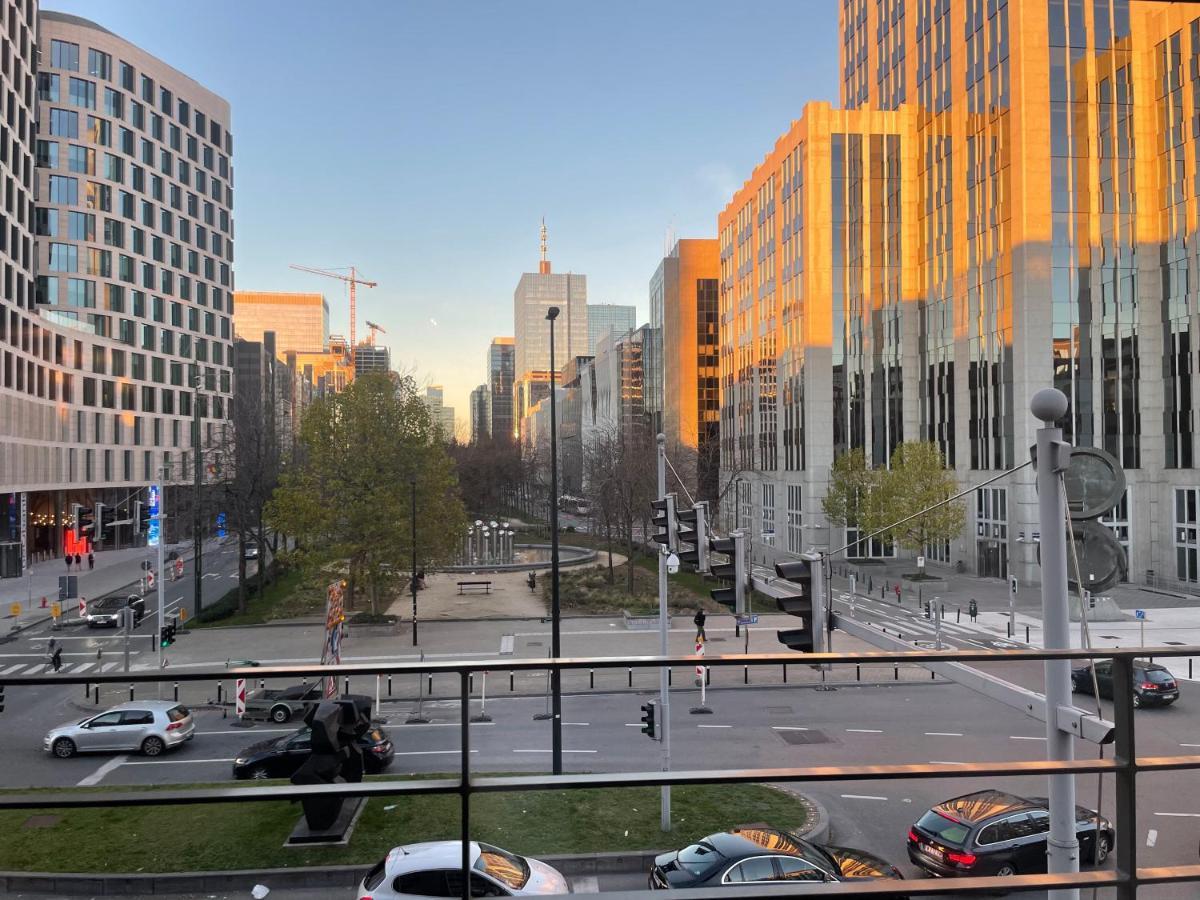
[551,561,715,616]
[192,569,320,627]
[0,781,808,872]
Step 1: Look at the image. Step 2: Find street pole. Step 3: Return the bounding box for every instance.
[1009,575,1017,640]
[192,372,203,617]
[410,477,418,647]
[1032,388,1079,900]
[156,483,165,697]
[657,433,671,831]
[546,306,563,776]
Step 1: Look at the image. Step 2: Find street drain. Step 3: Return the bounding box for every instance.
[777,729,832,745]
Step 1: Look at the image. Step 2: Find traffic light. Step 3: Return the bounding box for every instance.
[708,531,746,611]
[0,683,5,714]
[72,503,94,541]
[135,500,152,535]
[160,620,177,648]
[650,494,678,552]
[677,502,709,574]
[94,503,117,542]
[640,699,658,740]
[775,558,827,655]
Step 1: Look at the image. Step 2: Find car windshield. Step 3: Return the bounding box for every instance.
[475,842,530,888]
[916,810,970,845]
[92,597,123,611]
[676,842,725,875]
[1144,669,1175,683]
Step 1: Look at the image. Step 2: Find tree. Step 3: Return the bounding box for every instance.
[869,441,965,555]
[266,373,468,615]
[822,447,874,544]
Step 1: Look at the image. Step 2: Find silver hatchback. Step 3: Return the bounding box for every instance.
[44,701,195,759]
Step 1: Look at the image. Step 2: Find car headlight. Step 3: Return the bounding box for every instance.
[234,758,247,765]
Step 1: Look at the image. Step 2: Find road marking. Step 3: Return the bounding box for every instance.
[400,722,494,728]
[196,728,294,736]
[1181,743,1200,748]
[772,726,810,731]
[499,635,515,655]
[840,794,888,801]
[77,755,129,785]
[624,723,643,727]
[1010,735,1047,741]
[929,760,967,765]
[846,728,883,734]
[925,732,964,737]
[1147,829,1158,848]
[100,662,120,672]
[393,750,479,756]
[0,664,25,675]
[72,663,95,674]
[512,749,598,754]
[563,722,589,726]
[698,724,732,728]
[1154,812,1200,818]
[122,757,235,766]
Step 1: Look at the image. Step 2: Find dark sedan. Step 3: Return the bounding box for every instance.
[650,827,902,890]
[908,789,1113,878]
[1071,659,1179,708]
[231,724,394,780]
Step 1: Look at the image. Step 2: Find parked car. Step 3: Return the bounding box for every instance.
[1071,658,1179,708]
[244,545,260,560]
[44,701,194,758]
[233,723,394,779]
[358,841,570,899]
[85,594,144,628]
[242,682,322,723]
[649,827,902,889]
[907,789,1113,878]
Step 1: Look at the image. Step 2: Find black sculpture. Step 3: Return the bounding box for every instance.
[290,693,373,831]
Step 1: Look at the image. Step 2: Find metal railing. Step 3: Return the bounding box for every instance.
[4,646,1200,898]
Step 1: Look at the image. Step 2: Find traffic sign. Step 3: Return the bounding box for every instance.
[1135,609,1146,620]
[1062,446,1127,520]
[735,614,759,626]
[235,678,246,718]
[8,602,20,617]
[78,598,87,619]
[50,602,61,619]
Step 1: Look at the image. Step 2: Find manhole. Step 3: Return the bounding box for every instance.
[22,815,60,829]
[777,729,832,745]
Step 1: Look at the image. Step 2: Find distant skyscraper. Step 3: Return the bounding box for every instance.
[424,385,456,442]
[354,344,390,376]
[470,385,489,444]
[587,304,637,355]
[234,291,329,354]
[486,337,515,442]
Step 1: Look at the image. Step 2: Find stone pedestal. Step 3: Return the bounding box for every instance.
[285,797,367,847]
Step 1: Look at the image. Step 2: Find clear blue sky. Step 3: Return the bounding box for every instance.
[46,1,840,424]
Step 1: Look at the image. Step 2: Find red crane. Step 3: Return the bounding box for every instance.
[288,264,378,369]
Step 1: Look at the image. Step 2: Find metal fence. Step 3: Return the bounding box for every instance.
[4,646,1200,898]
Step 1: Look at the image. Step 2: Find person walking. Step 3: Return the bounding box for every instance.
[87,552,94,571]
[47,637,63,672]
[694,607,707,642]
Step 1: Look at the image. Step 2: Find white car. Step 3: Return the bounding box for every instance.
[359,841,571,899]
[44,700,194,758]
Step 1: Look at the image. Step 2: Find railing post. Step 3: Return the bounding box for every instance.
[460,669,471,900]
[1113,654,1137,900]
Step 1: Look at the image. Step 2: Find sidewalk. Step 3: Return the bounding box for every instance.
[0,536,227,633]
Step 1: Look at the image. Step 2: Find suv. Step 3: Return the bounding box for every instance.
[44,701,194,758]
[86,594,145,628]
[1072,659,1179,707]
[907,790,1113,878]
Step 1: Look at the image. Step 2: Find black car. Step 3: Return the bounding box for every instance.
[86,594,145,628]
[231,724,394,780]
[650,827,902,890]
[1071,658,1179,708]
[907,790,1114,878]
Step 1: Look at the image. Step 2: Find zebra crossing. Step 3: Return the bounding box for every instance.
[0,658,133,677]
[833,590,1020,649]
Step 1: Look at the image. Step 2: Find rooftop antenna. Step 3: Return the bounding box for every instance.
[539,218,551,274]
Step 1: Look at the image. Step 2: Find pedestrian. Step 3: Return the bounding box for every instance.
[64,554,71,573]
[894,583,902,603]
[74,553,82,570]
[694,607,707,642]
[51,645,63,672]
[87,552,94,571]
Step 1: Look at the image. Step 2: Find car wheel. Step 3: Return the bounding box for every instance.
[52,738,76,759]
[270,705,291,724]
[1095,834,1110,865]
[995,863,1017,877]
[141,736,165,757]
[1070,674,1079,692]
[249,766,270,780]
[1133,693,1142,709]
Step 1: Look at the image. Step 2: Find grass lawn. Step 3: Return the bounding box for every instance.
[0,781,808,872]
[193,569,322,628]
[551,561,714,616]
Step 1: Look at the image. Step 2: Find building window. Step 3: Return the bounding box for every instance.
[49,109,79,138]
[51,40,80,71]
[786,485,803,554]
[68,77,96,109]
[47,243,77,272]
[37,73,59,102]
[1175,488,1200,583]
[88,48,112,80]
[760,483,776,545]
[975,487,1008,578]
[1099,489,1131,559]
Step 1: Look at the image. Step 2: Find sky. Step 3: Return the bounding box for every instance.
[45,1,841,425]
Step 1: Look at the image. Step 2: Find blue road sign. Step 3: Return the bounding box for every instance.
[147,485,160,547]
[1135,609,1146,620]
[735,615,759,626]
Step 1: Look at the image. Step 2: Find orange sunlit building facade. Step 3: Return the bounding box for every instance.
[722,0,1200,586]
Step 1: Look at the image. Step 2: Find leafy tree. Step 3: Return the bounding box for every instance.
[822,447,873,530]
[266,373,468,614]
[870,441,965,554]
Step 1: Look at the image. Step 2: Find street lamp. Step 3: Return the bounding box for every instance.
[190,370,204,617]
[545,305,562,775]
[410,477,418,646]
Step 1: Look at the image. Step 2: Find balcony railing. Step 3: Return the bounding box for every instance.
[4,645,1200,899]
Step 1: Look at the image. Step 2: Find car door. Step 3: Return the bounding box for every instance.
[773,855,833,884]
[394,870,454,897]
[443,870,510,898]
[722,856,781,886]
[1095,661,1114,699]
[77,711,125,750]
[1012,810,1051,872]
[974,816,1022,874]
[279,731,312,776]
[116,709,156,750]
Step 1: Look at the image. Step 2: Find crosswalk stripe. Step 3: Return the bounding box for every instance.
[72,663,95,674]
[0,664,25,675]
[101,662,119,672]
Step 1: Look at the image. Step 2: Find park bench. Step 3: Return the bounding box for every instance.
[457,581,492,595]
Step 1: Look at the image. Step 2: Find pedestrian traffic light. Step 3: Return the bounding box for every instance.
[640,699,658,740]
[160,620,176,648]
[774,558,827,655]
[134,500,151,535]
[650,494,678,552]
[72,504,94,541]
[94,503,117,542]
[708,531,746,611]
[676,502,709,574]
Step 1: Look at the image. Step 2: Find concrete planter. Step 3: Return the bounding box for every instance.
[902,575,948,595]
[347,621,399,637]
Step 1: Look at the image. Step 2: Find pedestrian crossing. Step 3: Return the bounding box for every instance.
[0,659,128,676]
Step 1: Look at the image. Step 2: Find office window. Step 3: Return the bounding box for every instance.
[37,73,59,101]
[130,100,143,130]
[35,208,57,237]
[51,40,80,71]
[49,108,78,138]
[47,243,77,272]
[103,87,122,118]
[67,144,93,174]
[88,48,111,80]
[66,278,95,308]
[68,77,96,109]
[36,139,57,168]
[70,212,95,241]
[35,276,58,305]
[119,61,134,91]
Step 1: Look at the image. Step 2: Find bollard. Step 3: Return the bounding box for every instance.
[1008,622,1013,638]
[941,603,945,618]
[744,665,749,685]
[957,607,961,623]
[706,667,711,686]
[129,683,135,701]
[628,667,633,687]
[1191,659,1194,679]
[783,663,787,683]
[344,676,350,695]
[1025,625,1031,643]
[173,682,179,701]
[93,685,99,705]
[510,671,514,691]
[668,669,672,687]
[217,682,223,704]
[856,664,861,682]
[469,673,475,693]
[84,682,89,700]
[931,669,936,680]
[590,669,594,689]
[428,673,434,694]
[893,666,899,681]
[387,674,392,697]
[259,679,265,690]
[880,587,885,599]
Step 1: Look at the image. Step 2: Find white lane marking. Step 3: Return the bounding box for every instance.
[624,723,642,727]
[1010,735,1047,741]
[0,664,25,675]
[698,724,732,729]
[196,728,294,736]
[122,757,235,766]
[100,662,119,672]
[1180,743,1200,748]
[77,755,130,785]
[925,732,964,737]
[772,726,810,732]
[72,663,95,674]
[499,635,515,655]
[1154,812,1200,818]
[846,728,883,734]
[399,722,494,728]
[393,750,480,756]
[929,760,968,765]
[512,749,598,754]
[841,794,888,801]
[1146,829,1158,848]
[563,722,589,726]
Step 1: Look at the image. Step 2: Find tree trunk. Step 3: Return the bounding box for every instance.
[605,517,615,584]
[370,578,379,617]
[255,512,267,598]
[624,513,635,596]
[237,531,248,614]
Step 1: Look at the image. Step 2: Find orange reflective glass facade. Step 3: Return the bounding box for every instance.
[721,1,1200,583]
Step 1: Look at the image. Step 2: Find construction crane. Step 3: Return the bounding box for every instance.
[365,320,386,346]
[289,264,377,369]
